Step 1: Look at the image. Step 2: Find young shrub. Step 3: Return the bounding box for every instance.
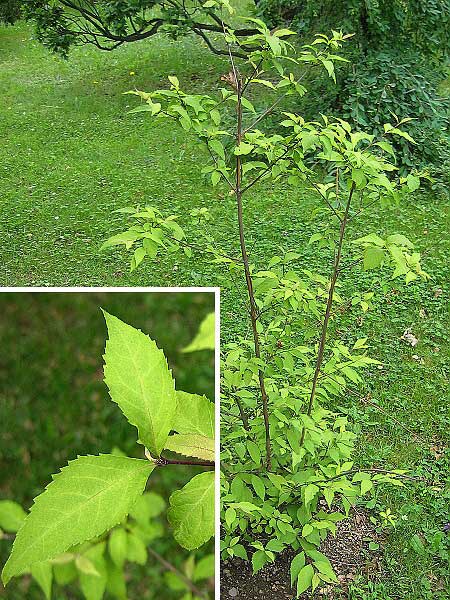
[103,16,428,595]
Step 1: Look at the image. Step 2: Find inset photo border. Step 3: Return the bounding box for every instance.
[0,287,220,600]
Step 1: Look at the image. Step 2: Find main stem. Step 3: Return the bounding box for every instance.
[300,182,356,446]
[234,74,272,470]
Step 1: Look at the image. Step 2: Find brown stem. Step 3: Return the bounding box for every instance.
[230,51,272,470]
[147,547,209,598]
[156,455,214,467]
[300,182,356,446]
[234,396,250,430]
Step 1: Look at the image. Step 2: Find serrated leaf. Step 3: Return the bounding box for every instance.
[251,550,267,573]
[165,434,214,461]
[168,471,214,550]
[182,312,215,352]
[103,311,176,457]
[2,455,153,584]
[108,528,127,569]
[31,562,52,600]
[0,501,26,532]
[173,391,215,439]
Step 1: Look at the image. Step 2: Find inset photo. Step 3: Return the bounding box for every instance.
[0,288,218,600]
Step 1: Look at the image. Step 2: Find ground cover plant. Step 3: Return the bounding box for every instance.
[0,293,215,599]
[0,10,449,599]
[101,12,446,597]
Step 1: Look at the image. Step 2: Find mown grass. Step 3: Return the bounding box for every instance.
[0,20,449,600]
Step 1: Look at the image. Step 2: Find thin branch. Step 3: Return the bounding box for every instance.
[147,547,209,598]
[225,24,272,469]
[300,182,356,446]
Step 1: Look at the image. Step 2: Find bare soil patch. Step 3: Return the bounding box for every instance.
[221,509,382,599]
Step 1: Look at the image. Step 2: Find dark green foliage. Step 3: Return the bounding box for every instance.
[258,0,450,172]
[258,0,450,61]
[0,0,21,24]
[339,52,449,175]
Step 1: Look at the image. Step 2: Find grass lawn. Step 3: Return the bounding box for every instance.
[1,21,449,600]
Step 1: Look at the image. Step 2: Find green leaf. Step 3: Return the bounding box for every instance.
[321,59,335,81]
[168,471,214,550]
[290,552,305,587]
[251,550,267,573]
[234,142,254,156]
[361,479,373,495]
[193,554,214,581]
[183,312,215,352]
[225,507,236,528]
[0,501,26,532]
[410,533,425,555]
[105,556,126,599]
[164,434,214,461]
[103,311,177,457]
[79,544,107,600]
[314,560,337,581]
[76,555,101,577]
[108,528,127,569]
[173,391,215,438]
[247,441,261,465]
[250,475,265,501]
[126,532,147,565]
[31,562,52,600]
[129,492,165,525]
[2,455,153,584]
[101,230,143,250]
[363,246,385,270]
[303,484,319,508]
[297,564,314,595]
[53,560,77,585]
[406,174,420,192]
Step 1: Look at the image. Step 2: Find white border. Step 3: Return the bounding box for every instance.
[1,286,221,598]
[0,286,219,293]
[214,288,220,600]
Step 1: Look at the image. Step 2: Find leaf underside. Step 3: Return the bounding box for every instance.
[103,311,177,457]
[2,455,153,584]
[165,433,215,461]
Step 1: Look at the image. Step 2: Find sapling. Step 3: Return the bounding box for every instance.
[1,310,216,600]
[102,11,428,595]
